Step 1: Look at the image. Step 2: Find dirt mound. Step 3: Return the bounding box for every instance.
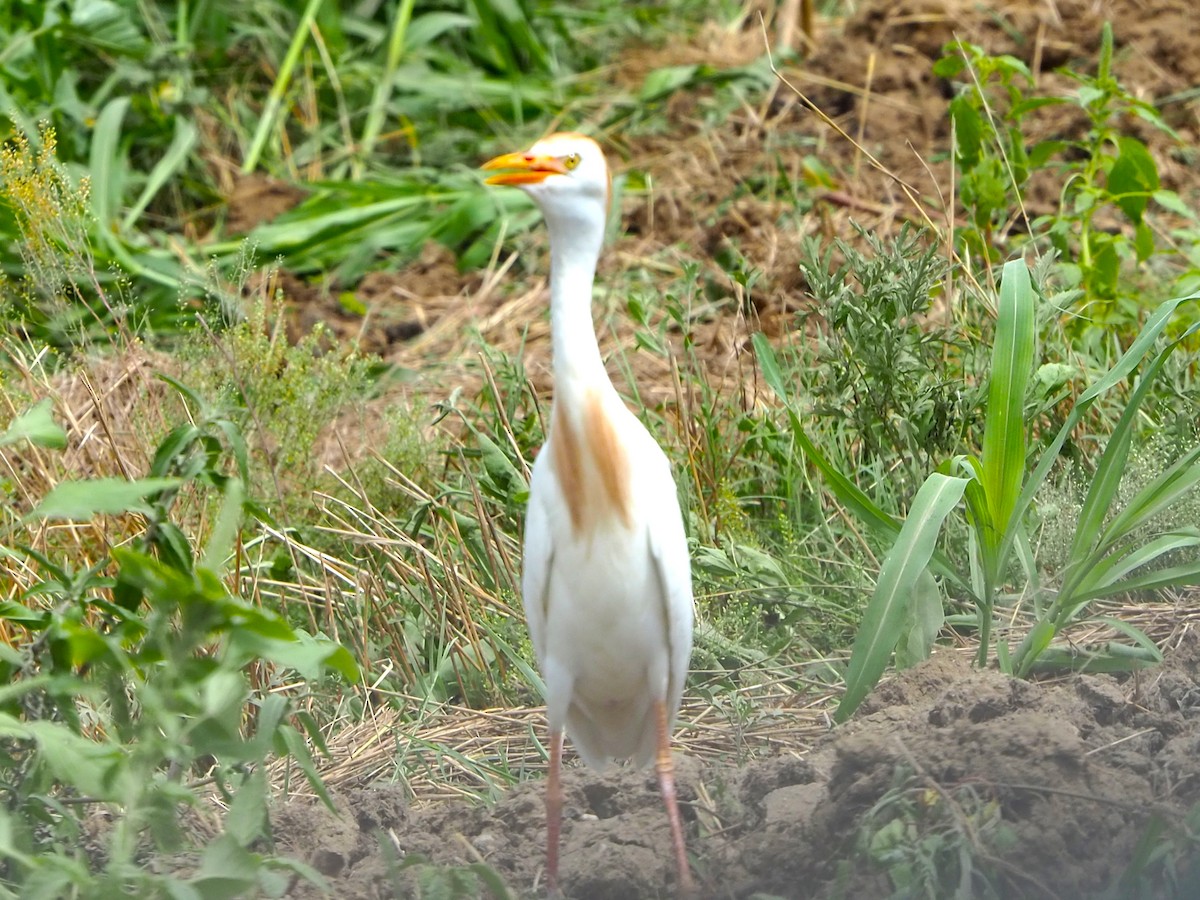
[272,628,1200,898]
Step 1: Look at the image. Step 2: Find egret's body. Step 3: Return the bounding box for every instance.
[483,134,695,896]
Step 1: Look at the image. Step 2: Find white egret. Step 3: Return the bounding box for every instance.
[482,133,696,896]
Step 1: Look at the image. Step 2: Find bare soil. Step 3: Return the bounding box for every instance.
[274,626,1200,898]
[246,0,1200,896]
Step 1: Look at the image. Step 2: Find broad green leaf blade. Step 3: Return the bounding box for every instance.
[89,96,131,234]
[149,423,202,478]
[895,570,944,669]
[0,717,133,801]
[948,454,996,573]
[278,723,336,809]
[201,477,245,572]
[1026,643,1161,675]
[835,473,967,722]
[224,768,269,846]
[191,833,259,890]
[790,414,902,541]
[1074,300,1200,407]
[1107,137,1158,224]
[1097,616,1164,662]
[640,64,700,102]
[1013,619,1057,677]
[30,477,183,520]
[0,399,66,449]
[250,196,422,251]
[981,259,1035,555]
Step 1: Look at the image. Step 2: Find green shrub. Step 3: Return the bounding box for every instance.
[0,399,355,898]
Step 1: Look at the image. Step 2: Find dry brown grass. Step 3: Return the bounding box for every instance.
[1,339,181,596]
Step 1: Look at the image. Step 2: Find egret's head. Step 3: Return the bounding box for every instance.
[482,132,610,224]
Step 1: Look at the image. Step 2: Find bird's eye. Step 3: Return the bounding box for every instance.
[563,153,581,171]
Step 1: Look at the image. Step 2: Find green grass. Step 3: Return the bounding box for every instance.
[1,2,1200,896]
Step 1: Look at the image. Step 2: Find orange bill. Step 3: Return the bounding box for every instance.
[481,151,568,185]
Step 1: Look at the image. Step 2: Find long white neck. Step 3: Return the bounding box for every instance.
[543,204,610,397]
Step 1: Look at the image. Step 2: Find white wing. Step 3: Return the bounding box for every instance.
[644,453,695,724]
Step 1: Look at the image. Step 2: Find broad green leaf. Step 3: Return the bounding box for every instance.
[895,570,944,669]
[1090,559,1200,599]
[931,54,965,78]
[1081,528,1200,598]
[1013,619,1057,677]
[1034,362,1075,395]
[0,600,44,627]
[754,334,901,540]
[30,477,182,520]
[149,424,203,477]
[1153,189,1194,217]
[225,769,269,847]
[404,11,473,48]
[835,472,967,722]
[230,628,359,681]
[949,94,983,167]
[278,723,336,809]
[70,0,146,54]
[1027,643,1161,675]
[1099,617,1165,663]
[213,419,251,485]
[1134,222,1155,262]
[0,399,66,449]
[153,520,195,573]
[1107,136,1158,224]
[1091,237,1120,297]
[0,717,133,800]
[980,259,1035,559]
[191,833,259,891]
[88,96,131,233]
[201,477,245,571]
[251,195,427,251]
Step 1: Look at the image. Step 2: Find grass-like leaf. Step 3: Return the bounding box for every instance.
[122,117,198,232]
[241,0,324,174]
[835,472,968,722]
[997,294,1200,581]
[980,259,1035,547]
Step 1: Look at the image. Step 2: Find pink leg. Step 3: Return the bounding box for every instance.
[546,728,564,897]
[654,700,695,896]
